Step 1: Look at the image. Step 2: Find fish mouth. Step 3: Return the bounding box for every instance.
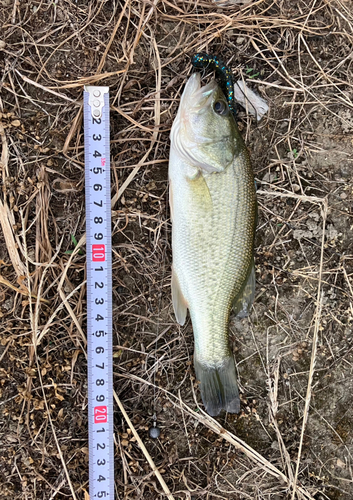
[182,73,218,111]
[193,77,218,107]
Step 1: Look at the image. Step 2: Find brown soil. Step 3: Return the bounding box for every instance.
[1,0,353,499]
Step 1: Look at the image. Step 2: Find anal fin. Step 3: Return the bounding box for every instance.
[232,258,256,318]
[171,268,188,326]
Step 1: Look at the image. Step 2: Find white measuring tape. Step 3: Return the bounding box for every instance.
[84,86,114,499]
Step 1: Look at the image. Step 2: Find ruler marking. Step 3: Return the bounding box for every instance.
[84,87,114,499]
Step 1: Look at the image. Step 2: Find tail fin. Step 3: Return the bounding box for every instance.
[194,356,240,416]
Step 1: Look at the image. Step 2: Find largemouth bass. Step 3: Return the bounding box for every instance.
[169,72,257,416]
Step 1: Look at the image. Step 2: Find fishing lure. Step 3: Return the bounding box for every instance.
[191,52,236,115]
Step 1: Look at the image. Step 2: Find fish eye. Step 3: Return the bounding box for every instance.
[213,100,228,115]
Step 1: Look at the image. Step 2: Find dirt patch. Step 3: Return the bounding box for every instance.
[1,0,353,499]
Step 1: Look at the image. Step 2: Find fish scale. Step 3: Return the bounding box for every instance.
[185,157,255,362]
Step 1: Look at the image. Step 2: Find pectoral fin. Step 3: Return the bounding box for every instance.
[232,259,256,318]
[171,268,188,325]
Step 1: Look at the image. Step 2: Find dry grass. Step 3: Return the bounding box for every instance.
[1,0,353,499]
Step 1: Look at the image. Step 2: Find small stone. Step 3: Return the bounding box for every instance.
[0,41,6,50]
[340,192,348,200]
[149,426,161,439]
[6,435,17,443]
[237,36,245,44]
[292,184,300,192]
[271,441,279,450]
[11,120,21,127]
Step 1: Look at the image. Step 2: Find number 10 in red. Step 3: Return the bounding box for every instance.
[92,244,106,262]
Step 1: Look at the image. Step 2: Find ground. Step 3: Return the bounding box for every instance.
[1,0,353,499]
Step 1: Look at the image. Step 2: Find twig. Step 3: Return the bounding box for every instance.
[96,2,129,74]
[35,355,79,500]
[0,123,26,277]
[63,104,83,155]
[291,198,328,499]
[113,390,175,500]
[48,69,126,90]
[15,70,80,105]
[0,274,50,304]
[111,35,161,206]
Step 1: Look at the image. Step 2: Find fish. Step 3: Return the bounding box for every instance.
[168,72,257,416]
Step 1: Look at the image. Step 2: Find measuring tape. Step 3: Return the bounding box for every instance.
[84,86,114,499]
